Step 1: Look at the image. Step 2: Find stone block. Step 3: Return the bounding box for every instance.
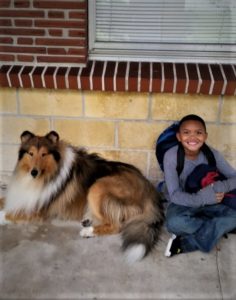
[84,91,149,119]
[221,96,236,123]
[54,119,115,147]
[151,93,219,121]
[0,116,50,144]
[0,88,17,113]
[19,88,83,117]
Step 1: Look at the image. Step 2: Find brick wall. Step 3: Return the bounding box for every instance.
[0,0,87,65]
[0,1,235,95]
[1,88,236,188]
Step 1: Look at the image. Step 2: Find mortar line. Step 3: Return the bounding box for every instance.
[217,95,224,125]
[16,88,20,115]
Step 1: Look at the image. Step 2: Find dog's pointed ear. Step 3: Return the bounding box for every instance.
[20,131,35,144]
[45,131,60,144]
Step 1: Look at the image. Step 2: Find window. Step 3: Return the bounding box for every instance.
[89,0,236,63]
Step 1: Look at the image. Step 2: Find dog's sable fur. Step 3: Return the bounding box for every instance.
[4,130,164,262]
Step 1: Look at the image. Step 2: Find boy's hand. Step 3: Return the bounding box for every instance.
[215,192,224,203]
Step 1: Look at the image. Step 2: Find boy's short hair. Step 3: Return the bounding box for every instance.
[178,114,207,131]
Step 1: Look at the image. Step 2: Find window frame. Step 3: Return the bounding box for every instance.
[88,0,236,64]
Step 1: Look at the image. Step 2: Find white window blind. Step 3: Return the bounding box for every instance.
[89,0,236,63]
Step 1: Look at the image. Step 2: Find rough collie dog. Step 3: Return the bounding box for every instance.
[2,130,164,263]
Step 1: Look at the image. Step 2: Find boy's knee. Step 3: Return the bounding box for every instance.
[166,216,183,233]
[166,215,200,234]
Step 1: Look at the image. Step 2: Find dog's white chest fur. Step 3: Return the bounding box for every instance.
[5,174,43,214]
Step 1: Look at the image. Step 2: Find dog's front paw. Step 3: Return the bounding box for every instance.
[81,218,92,227]
[0,211,11,225]
[80,226,95,238]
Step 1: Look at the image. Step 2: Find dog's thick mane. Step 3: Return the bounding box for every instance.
[38,145,76,209]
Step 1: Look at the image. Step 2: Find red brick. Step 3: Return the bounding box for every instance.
[80,60,93,90]
[35,20,86,28]
[32,66,44,88]
[152,63,162,92]
[199,64,211,94]
[17,37,33,45]
[9,65,23,87]
[0,65,11,87]
[93,61,104,90]
[21,66,34,88]
[222,64,236,95]
[69,11,86,19]
[116,62,126,91]
[0,28,44,36]
[48,29,63,36]
[163,63,174,93]
[36,38,85,47]
[68,48,87,56]
[210,64,224,95]
[68,67,80,89]
[128,62,138,92]
[0,54,15,61]
[104,61,116,91]
[48,11,64,18]
[140,62,150,92]
[1,45,46,54]
[187,64,199,94]
[175,64,186,94]
[44,66,56,89]
[33,1,87,10]
[0,10,44,17]
[56,67,67,89]
[14,1,30,8]
[0,0,10,7]
[0,37,13,44]
[17,54,34,62]
[14,19,33,27]
[0,19,11,26]
[37,56,86,64]
[69,30,86,38]
[48,48,67,55]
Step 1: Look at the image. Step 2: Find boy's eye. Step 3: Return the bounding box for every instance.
[42,153,47,157]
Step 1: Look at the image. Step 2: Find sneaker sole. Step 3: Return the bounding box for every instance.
[165,234,177,257]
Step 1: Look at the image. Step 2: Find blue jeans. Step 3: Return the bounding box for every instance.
[166,203,236,253]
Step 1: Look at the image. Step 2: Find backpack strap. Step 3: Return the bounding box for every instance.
[201,143,216,167]
[176,143,185,176]
[176,142,216,176]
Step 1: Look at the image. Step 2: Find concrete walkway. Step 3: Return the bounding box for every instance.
[1,217,235,300]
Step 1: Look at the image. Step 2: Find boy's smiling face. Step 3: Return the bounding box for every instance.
[176,120,208,157]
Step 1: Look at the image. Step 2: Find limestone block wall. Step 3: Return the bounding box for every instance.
[0,87,236,187]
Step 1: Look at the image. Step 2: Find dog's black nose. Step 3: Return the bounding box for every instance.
[31,169,38,178]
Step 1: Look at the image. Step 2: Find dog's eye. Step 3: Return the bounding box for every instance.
[28,152,33,156]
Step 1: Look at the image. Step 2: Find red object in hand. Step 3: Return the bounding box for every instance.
[201,171,219,188]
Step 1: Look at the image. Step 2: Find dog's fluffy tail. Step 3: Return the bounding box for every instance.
[121,198,164,264]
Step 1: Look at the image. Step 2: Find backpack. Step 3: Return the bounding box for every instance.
[185,163,236,210]
[155,122,179,172]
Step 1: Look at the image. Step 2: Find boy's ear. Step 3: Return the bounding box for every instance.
[20,131,35,144]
